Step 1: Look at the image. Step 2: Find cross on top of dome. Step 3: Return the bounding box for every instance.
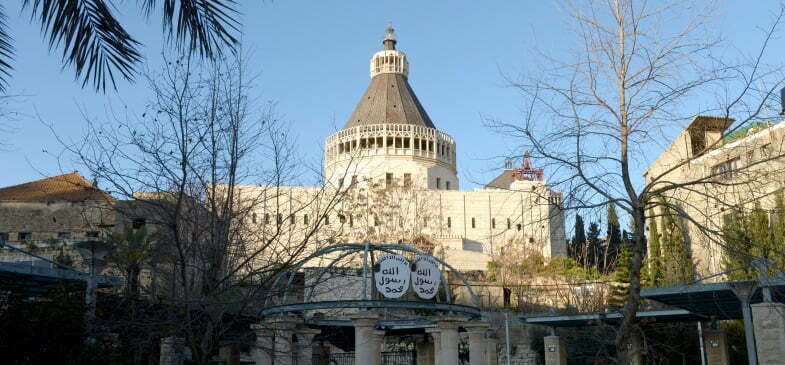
[383,22,397,50]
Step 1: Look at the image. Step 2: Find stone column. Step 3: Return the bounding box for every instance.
[269,316,299,365]
[752,302,785,365]
[703,329,730,365]
[351,312,381,365]
[436,316,467,365]
[369,330,386,365]
[416,334,435,365]
[296,328,321,365]
[543,336,566,365]
[426,328,442,365]
[159,336,184,365]
[486,335,499,365]
[251,324,274,365]
[465,323,490,365]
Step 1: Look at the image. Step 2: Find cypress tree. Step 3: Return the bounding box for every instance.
[647,214,663,287]
[608,236,632,309]
[660,205,693,285]
[604,203,622,273]
[587,222,602,268]
[773,190,785,270]
[722,209,756,280]
[572,214,587,262]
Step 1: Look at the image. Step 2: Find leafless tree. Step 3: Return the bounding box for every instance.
[488,0,785,361]
[49,50,347,364]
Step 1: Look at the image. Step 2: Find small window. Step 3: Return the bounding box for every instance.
[529,237,535,243]
[404,173,412,188]
[304,214,309,225]
[18,232,32,241]
[492,218,496,229]
[761,144,772,158]
[436,178,441,189]
[447,217,452,228]
[290,215,296,225]
[386,173,393,188]
[86,231,99,238]
[132,218,147,229]
[264,214,270,224]
[471,218,476,229]
[251,213,257,224]
[445,181,451,190]
[0,232,9,242]
[338,178,344,187]
[339,214,346,224]
[349,215,354,227]
[277,214,283,225]
[351,175,358,186]
[57,232,71,239]
[324,215,330,225]
[507,218,511,229]
[517,224,522,231]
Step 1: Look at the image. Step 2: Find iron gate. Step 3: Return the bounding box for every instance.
[316,351,417,365]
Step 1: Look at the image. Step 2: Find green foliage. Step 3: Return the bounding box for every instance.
[722,195,785,280]
[645,214,663,287]
[660,205,694,285]
[53,243,74,268]
[570,214,586,259]
[587,222,602,268]
[721,320,749,364]
[723,121,771,142]
[6,1,241,91]
[606,204,622,272]
[105,226,154,296]
[488,255,602,282]
[0,286,123,363]
[608,241,631,309]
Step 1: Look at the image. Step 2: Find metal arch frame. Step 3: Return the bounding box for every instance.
[263,242,481,310]
[260,300,482,319]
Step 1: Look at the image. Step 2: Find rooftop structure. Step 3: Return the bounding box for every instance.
[0,172,113,202]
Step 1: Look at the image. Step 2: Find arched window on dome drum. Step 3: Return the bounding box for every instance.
[447,217,451,228]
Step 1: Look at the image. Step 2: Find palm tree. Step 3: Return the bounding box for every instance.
[0,1,240,92]
[106,225,154,296]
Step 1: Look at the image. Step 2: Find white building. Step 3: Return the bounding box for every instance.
[241,26,567,272]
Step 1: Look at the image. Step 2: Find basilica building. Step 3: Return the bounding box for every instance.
[241,26,566,272]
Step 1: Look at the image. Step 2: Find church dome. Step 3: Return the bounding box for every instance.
[343,25,435,130]
[324,25,458,191]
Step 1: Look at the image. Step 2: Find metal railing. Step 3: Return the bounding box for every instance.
[317,351,417,365]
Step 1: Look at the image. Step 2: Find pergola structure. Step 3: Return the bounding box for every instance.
[254,243,497,365]
[519,276,785,365]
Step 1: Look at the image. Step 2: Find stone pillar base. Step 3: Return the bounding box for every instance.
[543,336,566,365]
[703,329,730,365]
[752,302,785,365]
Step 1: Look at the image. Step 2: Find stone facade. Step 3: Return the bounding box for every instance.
[645,116,785,278]
[241,27,566,274]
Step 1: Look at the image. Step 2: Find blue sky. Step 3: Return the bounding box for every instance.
[1,1,783,203]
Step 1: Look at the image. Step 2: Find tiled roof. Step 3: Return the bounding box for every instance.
[0,172,114,201]
[343,73,435,129]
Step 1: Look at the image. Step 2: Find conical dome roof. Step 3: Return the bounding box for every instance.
[343,26,435,130]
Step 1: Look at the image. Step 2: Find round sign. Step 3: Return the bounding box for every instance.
[411,255,441,299]
[373,254,410,298]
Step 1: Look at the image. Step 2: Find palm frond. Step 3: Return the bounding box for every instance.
[24,0,143,91]
[0,5,15,93]
[156,0,240,58]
